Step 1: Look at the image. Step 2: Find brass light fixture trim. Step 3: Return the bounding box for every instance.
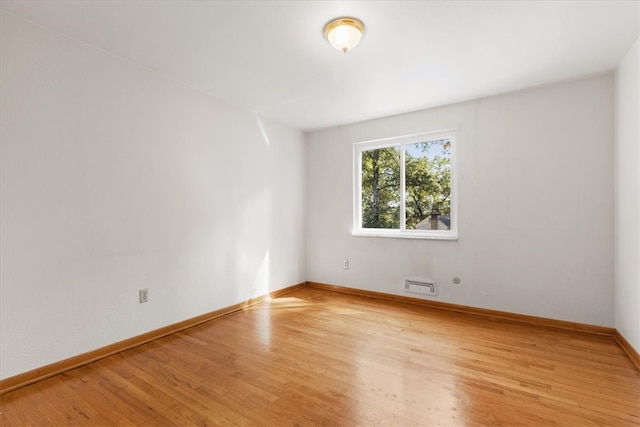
[324,17,365,53]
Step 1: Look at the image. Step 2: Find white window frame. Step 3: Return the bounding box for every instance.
[353,129,458,240]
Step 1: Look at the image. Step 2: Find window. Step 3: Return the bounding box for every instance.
[353,130,457,239]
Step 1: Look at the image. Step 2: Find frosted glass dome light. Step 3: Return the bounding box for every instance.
[324,18,365,53]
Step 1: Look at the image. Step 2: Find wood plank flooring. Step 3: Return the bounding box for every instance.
[1,287,638,426]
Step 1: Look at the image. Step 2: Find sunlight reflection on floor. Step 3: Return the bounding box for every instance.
[264,296,312,310]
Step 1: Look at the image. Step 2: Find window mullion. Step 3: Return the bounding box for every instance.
[399,144,406,232]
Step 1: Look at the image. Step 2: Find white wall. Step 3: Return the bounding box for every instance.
[615,37,640,354]
[0,11,306,379]
[307,75,615,327]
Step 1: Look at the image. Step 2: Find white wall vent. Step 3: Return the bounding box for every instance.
[404,278,437,296]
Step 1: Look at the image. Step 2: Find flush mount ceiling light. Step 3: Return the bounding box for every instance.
[324,17,365,53]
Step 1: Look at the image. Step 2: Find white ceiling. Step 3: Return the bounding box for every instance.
[1,1,638,131]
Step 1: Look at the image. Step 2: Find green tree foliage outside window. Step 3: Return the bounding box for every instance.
[361,139,451,230]
[361,146,401,228]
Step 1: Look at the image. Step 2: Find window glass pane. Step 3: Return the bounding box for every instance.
[361,146,401,229]
[405,139,451,230]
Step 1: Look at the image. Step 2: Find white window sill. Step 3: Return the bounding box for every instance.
[352,230,458,240]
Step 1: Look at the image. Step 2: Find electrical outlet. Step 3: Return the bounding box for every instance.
[139,289,149,304]
[343,259,349,269]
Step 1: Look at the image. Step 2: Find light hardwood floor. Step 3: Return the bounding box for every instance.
[1,287,638,426]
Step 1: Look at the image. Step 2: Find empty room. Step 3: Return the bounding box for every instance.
[1,1,639,425]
